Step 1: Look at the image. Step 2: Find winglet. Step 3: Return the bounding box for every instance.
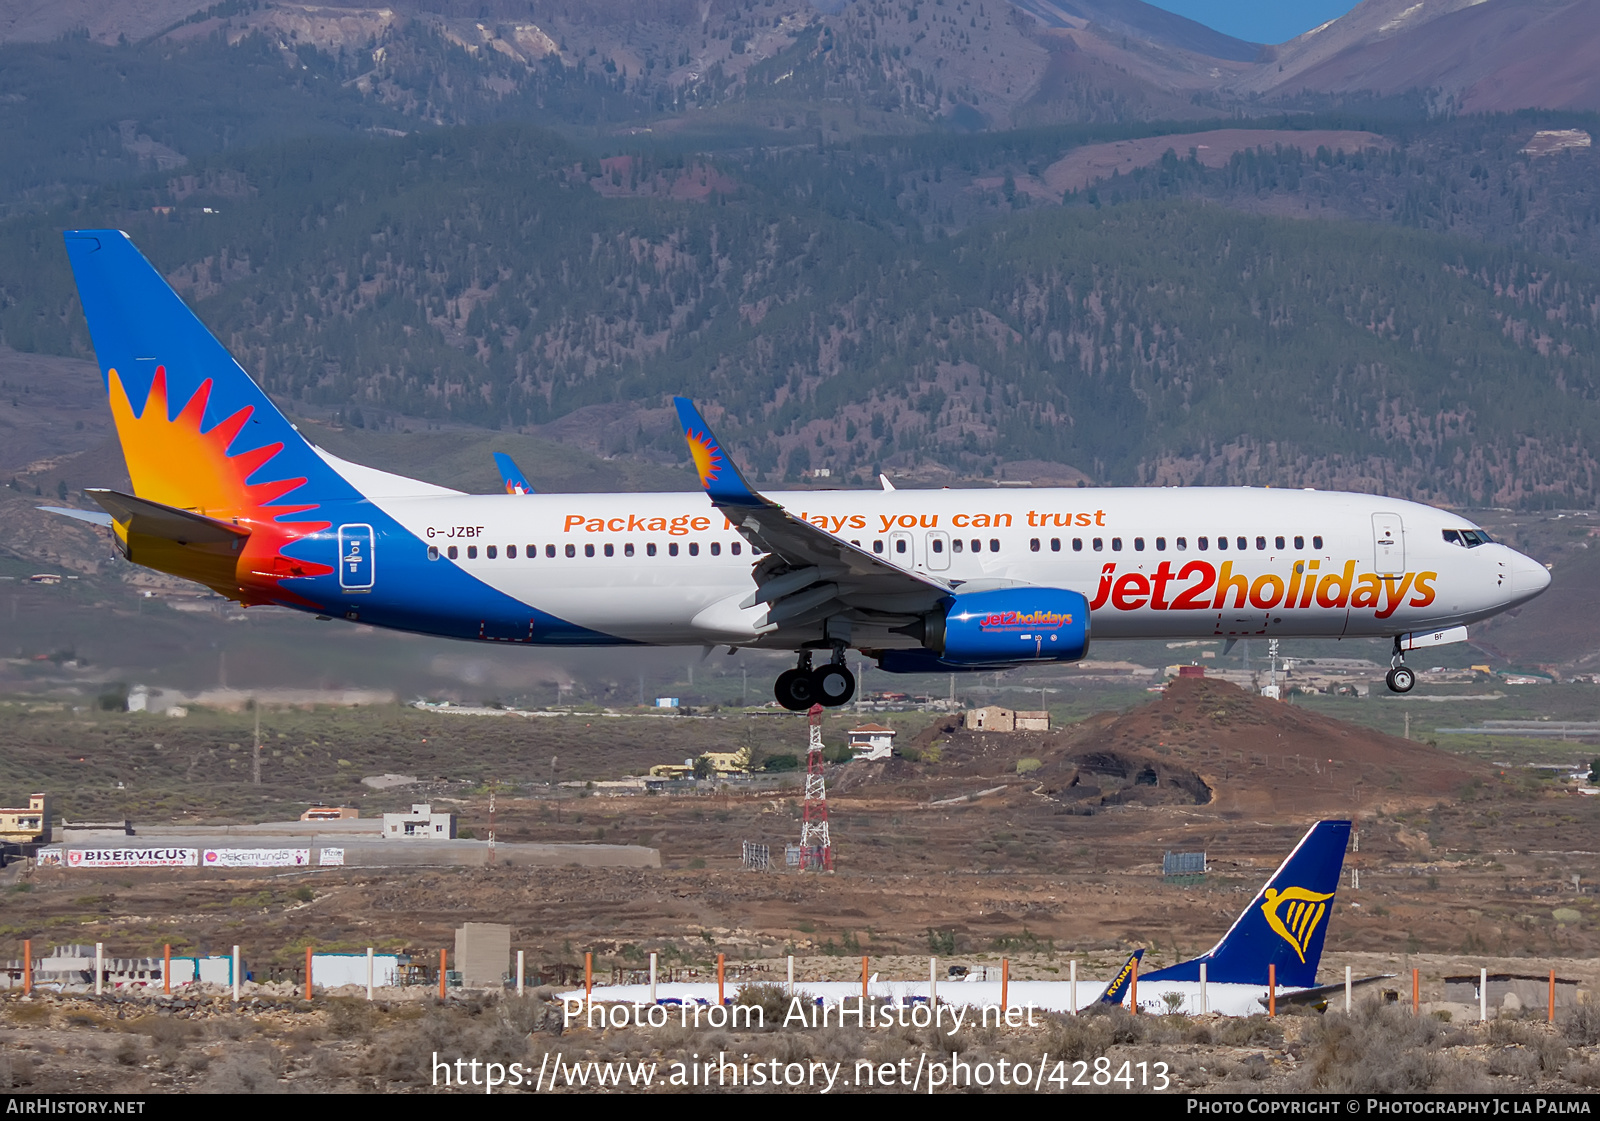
[673,397,764,506]
[493,452,534,495]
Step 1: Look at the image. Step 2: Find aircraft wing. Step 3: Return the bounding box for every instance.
[673,397,952,631]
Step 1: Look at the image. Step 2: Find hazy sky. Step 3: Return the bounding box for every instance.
[1145,0,1365,45]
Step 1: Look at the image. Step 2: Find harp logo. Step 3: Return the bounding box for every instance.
[1261,886,1334,963]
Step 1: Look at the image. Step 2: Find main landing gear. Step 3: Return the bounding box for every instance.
[1386,638,1415,694]
[774,650,857,711]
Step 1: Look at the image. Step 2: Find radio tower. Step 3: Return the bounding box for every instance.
[799,704,833,872]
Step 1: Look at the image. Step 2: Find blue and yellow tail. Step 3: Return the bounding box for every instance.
[1141,820,1351,989]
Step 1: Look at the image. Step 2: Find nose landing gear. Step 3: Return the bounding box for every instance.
[774,650,857,711]
[1385,638,1415,694]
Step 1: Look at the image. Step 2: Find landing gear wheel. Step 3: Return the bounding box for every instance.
[774,668,816,711]
[1386,666,1415,694]
[811,663,856,707]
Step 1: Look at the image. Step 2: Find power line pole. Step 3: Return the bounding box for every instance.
[252,701,261,786]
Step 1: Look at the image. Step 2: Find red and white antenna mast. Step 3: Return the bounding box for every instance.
[799,704,833,872]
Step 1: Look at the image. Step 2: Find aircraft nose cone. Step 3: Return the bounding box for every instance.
[1511,551,1552,599]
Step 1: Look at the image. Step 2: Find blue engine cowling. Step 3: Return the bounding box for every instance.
[926,587,1091,665]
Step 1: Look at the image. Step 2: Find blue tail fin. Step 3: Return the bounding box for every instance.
[63,229,363,515]
[1097,949,1144,1006]
[493,453,535,494]
[1141,820,1351,988]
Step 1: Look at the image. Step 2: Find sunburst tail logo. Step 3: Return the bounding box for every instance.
[685,428,724,489]
[107,364,333,604]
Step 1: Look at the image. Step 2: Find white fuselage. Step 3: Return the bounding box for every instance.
[371,486,1546,649]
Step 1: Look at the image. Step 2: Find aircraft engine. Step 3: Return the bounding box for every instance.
[925,587,1091,664]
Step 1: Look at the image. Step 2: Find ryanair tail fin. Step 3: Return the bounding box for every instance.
[1140,820,1351,989]
[1098,949,1144,1007]
[63,230,365,522]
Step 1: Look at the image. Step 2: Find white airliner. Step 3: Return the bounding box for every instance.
[56,230,1550,709]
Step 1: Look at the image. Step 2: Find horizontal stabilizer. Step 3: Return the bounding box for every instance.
[37,505,113,527]
[88,489,248,545]
[1272,974,1396,1009]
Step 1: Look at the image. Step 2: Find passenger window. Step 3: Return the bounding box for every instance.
[689,542,700,557]
[1313,535,1324,550]
[1294,536,1304,550]
[1051,538,1061,552]
[1155,537,1165,551]
[428,545,439,561]
[895,539,907,554]
[1217,537,1227,551]
[1177,537,1187,551]
[1256,536,1266,551]
[873,540,885,555]
[1093,538,1103,551]
[669,543,679,557]
[604,543,614,557]
[989,539,1000,552]
[710,542,721,556]
[467,545,478,559]
[731,543,741,556]
[507,545,517,559]
[971,539,981,553]
[528,545,537,557]
[932,538,944,553]
[486,545,497,559]
[447,545,458,560]
[565,544,575,558]
[546,544,556,558]
[1029,538,1040,552]
[647,543,657,557]
[585,544,595,558]
[1274,536,1284,551]
[953,539,964,553]
[1072,538,1083,552]
[1134,537,1145,551]
[1237,537,1247,551]
[625,543,635,557]
[1111,538,1123,551]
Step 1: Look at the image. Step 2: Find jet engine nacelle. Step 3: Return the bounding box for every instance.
[925,587,1091,664]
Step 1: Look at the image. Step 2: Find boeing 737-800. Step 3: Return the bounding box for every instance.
[56,230,1551,709]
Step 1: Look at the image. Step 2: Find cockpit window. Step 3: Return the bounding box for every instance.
[1444,529,1493,548]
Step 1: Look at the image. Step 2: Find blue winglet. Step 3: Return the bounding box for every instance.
[672,397,763,506]
[492,452,534,494]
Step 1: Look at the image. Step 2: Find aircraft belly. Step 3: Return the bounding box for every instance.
[472,569,749,644]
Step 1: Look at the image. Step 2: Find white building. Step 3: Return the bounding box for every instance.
[382,804,456,840]
[848,724,897,761]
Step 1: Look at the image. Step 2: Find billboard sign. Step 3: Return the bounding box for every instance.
[67,848,199,868]
[201,848,311,868]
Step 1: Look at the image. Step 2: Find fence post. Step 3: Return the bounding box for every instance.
[649,952,657,1003]
[516,950,524,998]
[22,939,30,996]
[1480,967,1487,1022]
[786,954,793,997]
[860,956,868,1005]
[367,947,375,1001]
[1345,965,1351,1014]
[1001,958,1009,1011]
[440,948,448,1000]
[305,946,314,1001]
[95,943,103,996]
[1412,968,1419,1015]
[1549,970,1555,1024]
[1200,962,1208,1015]
[163,944,171,996]
[232,945,240,1002]
[1069,959,1076,1016]
[1268,962,1275,1017]
[584,952,592,1002]
[929,957,937,1008]
[1131,955,1139,1014]
[718,953,726,1006]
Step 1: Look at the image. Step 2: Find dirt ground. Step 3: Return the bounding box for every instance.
[2,677,1598,1093]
